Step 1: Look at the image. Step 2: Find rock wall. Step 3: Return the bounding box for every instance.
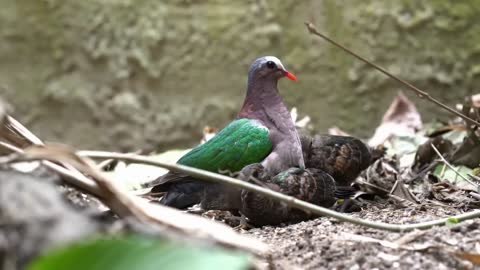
[2,0,479,151]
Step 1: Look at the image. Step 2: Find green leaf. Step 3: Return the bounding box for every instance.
[28,236,251,270]
[446,217,461,227]
[447,217,460,224]
[433,164,476,191]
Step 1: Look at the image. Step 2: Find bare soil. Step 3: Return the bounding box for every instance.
[245,198,480,269]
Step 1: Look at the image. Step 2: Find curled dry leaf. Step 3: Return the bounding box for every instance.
[369,91,423,147]
[362,157,399,194]
[430,181,471,205]
[390,179,419,204]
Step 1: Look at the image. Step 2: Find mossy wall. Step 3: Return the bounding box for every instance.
[2,0,479,151]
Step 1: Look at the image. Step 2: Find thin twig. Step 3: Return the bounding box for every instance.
[304,22,480,127]
[470,192,480,201]
[0,141,101,197]
[468,173,480,184]
[78,150,480,232]
[355,179,417,207]
[0,115,101,196]
[430,143,479,190]
[97,159,116,170]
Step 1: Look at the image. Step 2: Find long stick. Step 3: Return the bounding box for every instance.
[304,22,480,127]
[79,150,480,232]
[0,141,100,197]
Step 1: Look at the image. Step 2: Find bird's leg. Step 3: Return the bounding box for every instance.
[333,186,361,213]
[332,198,362,213]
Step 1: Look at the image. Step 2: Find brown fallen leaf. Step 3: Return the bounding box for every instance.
[369,91,422,147]
[362,157,398,194]
[390,179,419,204]
[454,252,480,265]
[1,115,44,149]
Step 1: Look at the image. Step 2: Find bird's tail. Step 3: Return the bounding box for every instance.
[156,181,205,209]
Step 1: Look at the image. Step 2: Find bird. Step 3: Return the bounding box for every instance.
[300,134,373,198]
[148,56,305,209]
[239,164,336,226]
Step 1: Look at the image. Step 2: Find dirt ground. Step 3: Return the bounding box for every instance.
[1,167,479,270]
[244,198,480,269]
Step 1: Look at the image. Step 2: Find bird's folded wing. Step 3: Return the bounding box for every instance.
[150,118,273,189]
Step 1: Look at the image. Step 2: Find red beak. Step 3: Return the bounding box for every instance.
[285,71,297,81]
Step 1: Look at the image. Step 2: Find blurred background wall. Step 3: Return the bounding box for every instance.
[2,0,479,151]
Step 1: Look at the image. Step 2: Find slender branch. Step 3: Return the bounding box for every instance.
[468,173,480,183]
[79,150,480,232]
[304,22,480,127]
[0,114,102,196]
[355,179,417,207]
[0,141,101,197]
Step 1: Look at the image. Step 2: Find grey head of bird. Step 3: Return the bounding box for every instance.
[248,56,297,83]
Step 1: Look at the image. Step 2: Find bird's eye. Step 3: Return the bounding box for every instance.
[266,61,276,69]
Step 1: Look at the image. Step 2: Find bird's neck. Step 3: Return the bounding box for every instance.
[237,78,290,124]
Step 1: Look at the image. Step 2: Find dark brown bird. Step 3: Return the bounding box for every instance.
[413,136,453,171]
[300,134,373,198]
[239,164,336,226]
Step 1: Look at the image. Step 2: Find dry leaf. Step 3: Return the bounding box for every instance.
[390,179,419,204]
[363,157,398,194]
[369,91,422,147]
[454,252,480,265]
[328,126,351,136]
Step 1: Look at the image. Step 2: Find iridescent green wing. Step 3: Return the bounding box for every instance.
[178,118,273,173]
